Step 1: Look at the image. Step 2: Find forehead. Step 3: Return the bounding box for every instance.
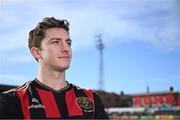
[44,28,70,39]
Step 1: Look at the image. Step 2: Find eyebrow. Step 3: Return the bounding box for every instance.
[48,38,72,42]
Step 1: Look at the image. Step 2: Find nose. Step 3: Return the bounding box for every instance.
[61,41,70,53]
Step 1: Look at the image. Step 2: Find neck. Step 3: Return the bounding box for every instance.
[37,66,67,91]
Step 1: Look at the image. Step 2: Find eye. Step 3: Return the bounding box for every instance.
[67,40,72,46]
[52,40,59,44]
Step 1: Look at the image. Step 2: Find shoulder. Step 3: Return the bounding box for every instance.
[0,88,17,101]
[0,87,25,118]
[69,83,109,119]
[70,83,93,92]
[0,81,31,101]
[70,83,95,94]
[0,88,18,115]
[70,83,101,100]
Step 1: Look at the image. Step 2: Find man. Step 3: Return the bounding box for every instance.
[0,17,109,119]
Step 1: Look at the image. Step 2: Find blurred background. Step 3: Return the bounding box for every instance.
[0,0,179,119]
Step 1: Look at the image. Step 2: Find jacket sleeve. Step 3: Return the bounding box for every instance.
[0,92,23,119]
[93,92,109,119]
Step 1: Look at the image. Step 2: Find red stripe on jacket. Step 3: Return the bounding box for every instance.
[36,88,61,118]
[82,89,94,103]
[16,86,30,119]
[82,89,95,118]
[65,88,83,116]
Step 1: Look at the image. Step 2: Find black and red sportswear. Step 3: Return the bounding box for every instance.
[0,79,109,119]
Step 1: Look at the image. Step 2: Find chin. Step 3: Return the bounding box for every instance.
[54,65,70,72]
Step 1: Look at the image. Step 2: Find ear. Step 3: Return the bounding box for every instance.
[31,47,41,60]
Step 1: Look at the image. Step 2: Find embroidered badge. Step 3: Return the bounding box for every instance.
[77,97,94,112]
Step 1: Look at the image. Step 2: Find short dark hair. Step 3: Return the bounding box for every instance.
[28,17,70,51]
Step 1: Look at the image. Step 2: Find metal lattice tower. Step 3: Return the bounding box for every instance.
[95,34,105,90]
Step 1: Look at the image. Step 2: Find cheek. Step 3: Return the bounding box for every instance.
[69,49,72,56]
[41,49,55,58]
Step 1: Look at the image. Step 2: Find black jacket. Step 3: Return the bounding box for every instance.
[0,79,109,119]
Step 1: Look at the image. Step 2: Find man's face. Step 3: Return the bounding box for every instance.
[38,28,72,72]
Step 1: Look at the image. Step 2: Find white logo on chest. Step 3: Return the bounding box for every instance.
[28,98,45,109]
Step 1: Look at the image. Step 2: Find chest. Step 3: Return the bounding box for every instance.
[18,87,95,119]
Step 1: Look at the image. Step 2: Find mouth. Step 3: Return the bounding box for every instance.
[58,56,70,59]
